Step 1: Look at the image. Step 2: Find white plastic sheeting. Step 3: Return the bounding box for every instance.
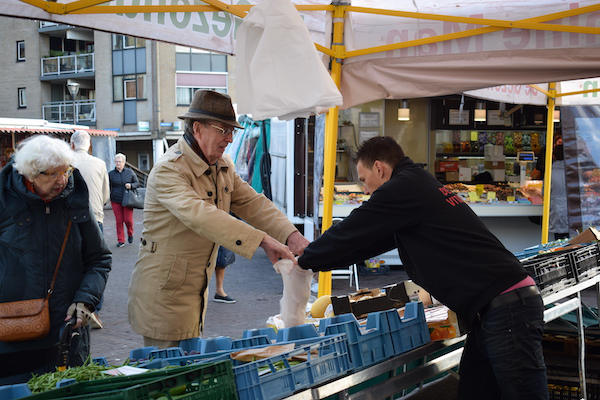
[235,0,342,120]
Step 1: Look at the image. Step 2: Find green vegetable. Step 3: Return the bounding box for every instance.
[27,358,111,393]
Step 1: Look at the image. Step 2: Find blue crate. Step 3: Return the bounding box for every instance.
[232,335,271,349]
[0,383,31,400]
[179,336,233,354]
[129,346,158,362]
[317,313,356,334]
[243,328,277,341]
[387,302,430,355]
[92,357,110,367]
[148,346,185,360]
[323,310,395,370]
[276,324,319,343]
[234,334,351,400]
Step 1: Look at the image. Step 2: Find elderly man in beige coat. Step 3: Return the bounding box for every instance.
[128,90,309,347]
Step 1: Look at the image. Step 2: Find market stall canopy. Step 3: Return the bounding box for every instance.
[465,77,600,106]
[235,0,342,120]
[0,0,332,56]
[4,1,600,112]
[340,0,600,108]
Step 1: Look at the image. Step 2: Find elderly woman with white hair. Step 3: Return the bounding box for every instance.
[0,135,111,384]
[108,153,139,248]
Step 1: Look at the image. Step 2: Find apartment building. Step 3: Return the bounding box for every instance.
[0,16,232,174]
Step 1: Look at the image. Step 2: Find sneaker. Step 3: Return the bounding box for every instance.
[117,242,125,248]
[90,312,103,329]
[128,236,134,244]
[213,294,236,304]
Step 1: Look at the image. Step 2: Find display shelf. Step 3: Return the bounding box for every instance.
[284,337,466,400]
[284,277,600,399]
[319,202,542,218]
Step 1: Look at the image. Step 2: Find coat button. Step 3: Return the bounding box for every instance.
[207,262,211,267]
[25,218,30,222]
[224,187,229,193]
[236,240,242,245]
[142,239,147,246]
[207,191,213,197]
[204,169,211,175]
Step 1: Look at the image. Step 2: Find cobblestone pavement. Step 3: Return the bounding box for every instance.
[91,208,408,364]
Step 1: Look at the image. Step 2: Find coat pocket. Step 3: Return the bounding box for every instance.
[159,255,188,292]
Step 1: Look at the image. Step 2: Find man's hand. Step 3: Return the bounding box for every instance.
[125,183,132,189]
[286,231,310,257]
[260,234,295,264]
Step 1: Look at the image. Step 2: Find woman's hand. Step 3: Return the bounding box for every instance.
[125,183,132,189]
[65,303,93,329]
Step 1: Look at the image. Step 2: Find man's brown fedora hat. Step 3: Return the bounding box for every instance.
[178,90,242,128]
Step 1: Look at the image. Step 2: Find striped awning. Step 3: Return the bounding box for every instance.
[0,127,118,137]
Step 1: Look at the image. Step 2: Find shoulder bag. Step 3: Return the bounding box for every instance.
[122,189,144,209]
[0,221,72,342]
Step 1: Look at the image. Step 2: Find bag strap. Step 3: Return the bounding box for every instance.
[46,220,73,299]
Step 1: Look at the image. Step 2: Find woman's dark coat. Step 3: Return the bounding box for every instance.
[0,163,111,355]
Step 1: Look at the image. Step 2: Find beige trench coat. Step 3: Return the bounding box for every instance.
[128,138,297,340]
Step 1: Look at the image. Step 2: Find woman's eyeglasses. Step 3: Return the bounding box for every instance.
[39,166,74,180]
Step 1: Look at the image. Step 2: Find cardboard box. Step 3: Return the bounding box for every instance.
[445,171,459,181]
[459,167,472,182]
[569,227,600,245]
[484,161,505,170]
[423,305,461,341]
[435,160,459,172]
[331,282,433,319]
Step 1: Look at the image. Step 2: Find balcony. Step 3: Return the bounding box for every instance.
[42,100,96,125]
[41,53,95,80]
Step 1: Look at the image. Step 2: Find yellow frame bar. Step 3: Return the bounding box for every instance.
[555,88,600,97]
[317,4,346,298]
[541,83,556,245]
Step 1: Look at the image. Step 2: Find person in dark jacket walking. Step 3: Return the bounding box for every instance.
[108,153,139,247]
[297,136,547,400]
[0,135,111,384]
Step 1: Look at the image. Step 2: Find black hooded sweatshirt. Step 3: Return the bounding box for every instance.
[298,157,527,328]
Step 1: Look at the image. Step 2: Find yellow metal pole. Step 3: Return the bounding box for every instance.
[317,4,346,298]
[541,82,556,244]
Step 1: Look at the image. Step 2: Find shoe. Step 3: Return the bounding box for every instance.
[213,294,236,304]
[117,242,125,248]
[90,312,103,329]
[128,236,134,244]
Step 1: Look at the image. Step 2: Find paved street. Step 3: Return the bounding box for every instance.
[91,208,408,364]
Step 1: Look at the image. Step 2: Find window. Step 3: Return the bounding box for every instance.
[176,87,227,106]
[114,75,146,101]
[18,88,26,108]
[138,153,150,171]
[124,79,137,100]
[175,47,227,73]
[112,34,145,50]
[16,41,25,62]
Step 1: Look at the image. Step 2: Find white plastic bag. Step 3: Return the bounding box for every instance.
[235,0,342,120]
[273,259,313,328]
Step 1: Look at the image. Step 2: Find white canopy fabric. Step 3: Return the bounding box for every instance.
[340,0,600,108]
[0,0,332,55]
[235,0,342,120]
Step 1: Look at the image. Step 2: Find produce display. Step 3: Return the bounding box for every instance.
[444,182,533,203]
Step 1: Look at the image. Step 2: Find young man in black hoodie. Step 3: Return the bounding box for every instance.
[297,136,547,400]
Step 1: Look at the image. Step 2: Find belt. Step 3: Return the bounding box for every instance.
[485,285,540,312]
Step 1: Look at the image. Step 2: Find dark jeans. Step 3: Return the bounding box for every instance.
[458,289,548,400]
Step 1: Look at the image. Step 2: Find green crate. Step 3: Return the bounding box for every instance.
[25,361,236,400]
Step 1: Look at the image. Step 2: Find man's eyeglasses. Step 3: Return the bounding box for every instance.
[39,166,74,180]
[210,124,237,137]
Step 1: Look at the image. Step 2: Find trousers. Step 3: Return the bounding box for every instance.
[458,287,548,400]
[111,201,134,243]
